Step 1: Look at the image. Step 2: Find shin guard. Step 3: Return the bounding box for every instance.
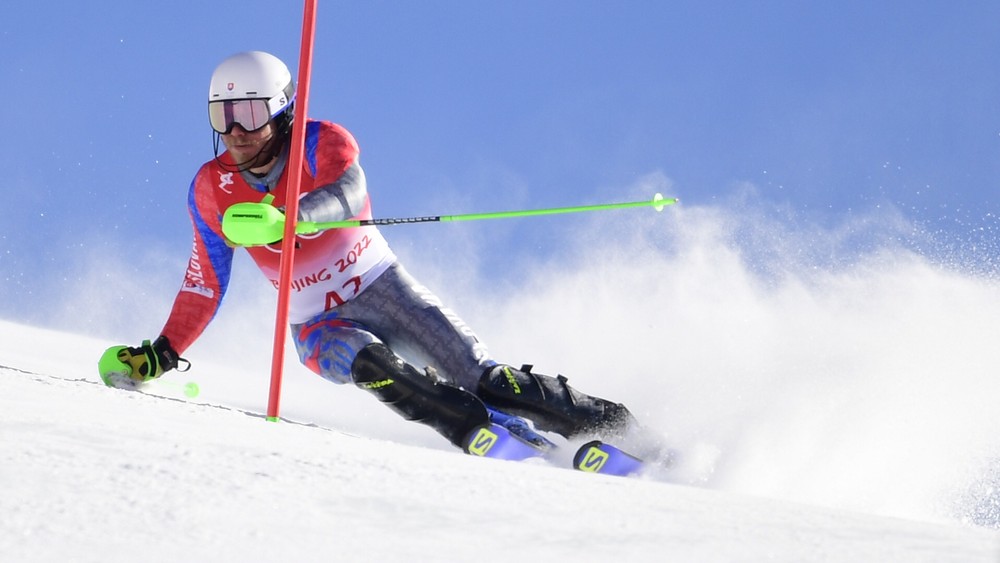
[351,343,489,447]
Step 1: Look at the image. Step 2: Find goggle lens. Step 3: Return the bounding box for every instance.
[208,99,272,134]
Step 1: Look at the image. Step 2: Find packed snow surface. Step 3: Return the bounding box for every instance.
[1,320,997,562]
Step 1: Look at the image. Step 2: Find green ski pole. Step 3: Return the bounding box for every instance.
[223,193,677,246]
[300,192,676,233]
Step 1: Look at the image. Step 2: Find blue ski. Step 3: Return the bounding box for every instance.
[573,440,644,476]
[464,422,547,461]
[463,408,554,461]
[463,408,645,477]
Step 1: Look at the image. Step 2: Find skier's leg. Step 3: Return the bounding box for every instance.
[292,313,377,383]
[351,342,489,447]
[293,309,488,448]
[477,364,637,439]
[333,263,494,390]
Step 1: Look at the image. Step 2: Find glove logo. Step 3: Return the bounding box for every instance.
[218,172,234,194]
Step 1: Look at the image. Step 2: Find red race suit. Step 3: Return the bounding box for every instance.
[159,120,395,354]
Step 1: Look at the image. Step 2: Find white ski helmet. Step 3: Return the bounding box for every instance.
[208,51,295,134]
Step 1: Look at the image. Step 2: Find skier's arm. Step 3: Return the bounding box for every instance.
[296,121,367,223]
[159,175,235,356]
[99,174,231,387]
[297,158,367,223]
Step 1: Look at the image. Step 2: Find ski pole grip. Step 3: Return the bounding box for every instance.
[222,201,288,246]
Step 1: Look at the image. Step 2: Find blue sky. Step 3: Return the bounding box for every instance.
[3,1,1000,327]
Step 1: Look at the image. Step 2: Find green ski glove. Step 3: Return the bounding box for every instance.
[98,336,187,388]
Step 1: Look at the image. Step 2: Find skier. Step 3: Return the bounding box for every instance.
[98,51,641,452]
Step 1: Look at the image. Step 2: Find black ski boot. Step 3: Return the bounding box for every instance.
[351,343,490,447]
[476,364,637,439]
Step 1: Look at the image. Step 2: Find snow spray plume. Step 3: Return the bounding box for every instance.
[402,181,1000,527]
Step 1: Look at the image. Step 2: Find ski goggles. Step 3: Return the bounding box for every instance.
[208,97,281,134]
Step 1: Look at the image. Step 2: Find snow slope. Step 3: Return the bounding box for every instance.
[1,320,997,563]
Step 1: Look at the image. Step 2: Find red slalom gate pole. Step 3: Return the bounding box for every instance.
[267,0,318,422]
